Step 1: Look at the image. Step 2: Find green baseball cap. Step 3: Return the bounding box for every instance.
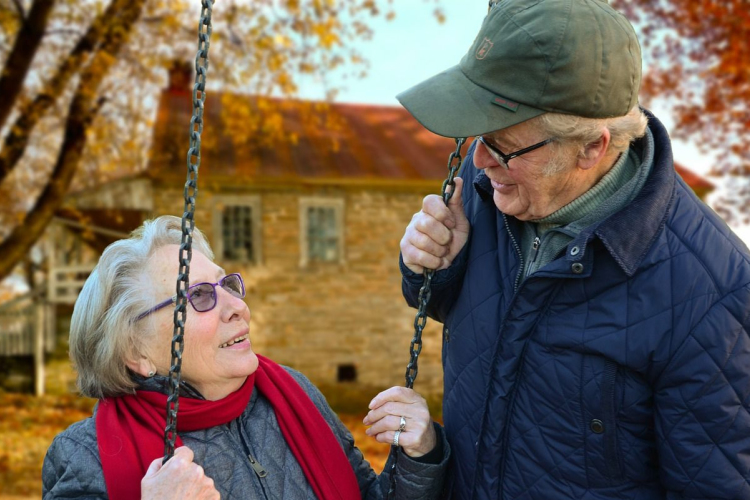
[397,0,642,138]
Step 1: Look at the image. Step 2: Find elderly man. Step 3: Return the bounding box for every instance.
[398,0,750,499]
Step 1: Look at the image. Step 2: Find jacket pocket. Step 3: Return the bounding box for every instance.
[442,324,451,366]
[583,357,623,486]
[600,359,623,482]
[441,310,454,368]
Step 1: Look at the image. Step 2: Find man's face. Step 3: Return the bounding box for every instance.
[473,120,582,221]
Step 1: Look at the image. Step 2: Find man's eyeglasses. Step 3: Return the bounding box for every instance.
[135,273,246,321]
[477,135,556,170]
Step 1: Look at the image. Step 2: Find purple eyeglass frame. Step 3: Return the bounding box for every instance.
[134,273,245,322]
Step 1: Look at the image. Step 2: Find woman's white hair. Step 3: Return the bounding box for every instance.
[69,215,214,399]
[531,105,649,175]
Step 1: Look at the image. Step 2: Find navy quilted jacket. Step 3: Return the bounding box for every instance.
[402,112,750,500]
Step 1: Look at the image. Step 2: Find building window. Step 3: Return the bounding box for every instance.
[212,195,262,264]
[337,364,357,383]
[308,206,338,261]
[299,198,344,266]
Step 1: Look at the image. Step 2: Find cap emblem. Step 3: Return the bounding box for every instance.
[491,96,519,112]
[476,38,494,60]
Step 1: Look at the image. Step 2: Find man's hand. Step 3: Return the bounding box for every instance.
[400,177,469,273]
[141,446,220,500]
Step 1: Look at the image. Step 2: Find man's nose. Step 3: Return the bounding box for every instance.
[473,140,499,170]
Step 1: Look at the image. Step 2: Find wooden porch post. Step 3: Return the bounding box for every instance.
[34,301,45,396]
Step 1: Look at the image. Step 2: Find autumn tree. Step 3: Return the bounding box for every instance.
[0,0,409,282]
[611,0,750,222]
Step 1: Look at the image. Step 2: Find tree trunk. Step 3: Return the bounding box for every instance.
[0,0,57,131]
[0,0,147,282]
[0,0,131,185]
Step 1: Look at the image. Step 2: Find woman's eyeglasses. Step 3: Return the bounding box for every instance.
[477,135,556,170]
[135,273,246,321]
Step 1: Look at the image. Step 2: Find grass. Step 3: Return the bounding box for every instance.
[0,359,443,497]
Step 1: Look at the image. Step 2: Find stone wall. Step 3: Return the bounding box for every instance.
[152,182,446,396]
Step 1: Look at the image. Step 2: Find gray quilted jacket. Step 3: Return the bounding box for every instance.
[42,367,449,499]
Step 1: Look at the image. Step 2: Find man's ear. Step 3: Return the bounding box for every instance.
[577,128,611,171]
[126,356,155,377]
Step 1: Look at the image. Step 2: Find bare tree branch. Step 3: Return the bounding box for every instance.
[141,16,166,23]
[0,0,148,281]
[0,0,129,185]
[45,28,85,38]
[0,0,57,130]
[10,0,25,19]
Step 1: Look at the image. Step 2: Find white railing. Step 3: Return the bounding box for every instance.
[48,263,95,304]
[0,294,54,356]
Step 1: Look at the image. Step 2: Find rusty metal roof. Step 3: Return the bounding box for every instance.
[148,90,458,185]
[148,89,713,192]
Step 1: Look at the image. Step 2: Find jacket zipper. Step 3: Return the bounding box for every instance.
[526,236,541,278]
[503,214,524,291]
[247,453,268,478]
[234,421,270,499]
[470,214,526,497]
[494,281,564,499]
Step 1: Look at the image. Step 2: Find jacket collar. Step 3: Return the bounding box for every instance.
[590,110,675,276]
[472,109,676,277]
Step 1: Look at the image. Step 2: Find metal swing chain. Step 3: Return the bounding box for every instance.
[386,137,467,498]
[405,137,466,389]
[163,0,214,463]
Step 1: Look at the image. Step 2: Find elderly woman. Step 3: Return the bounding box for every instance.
[43,216,449,500]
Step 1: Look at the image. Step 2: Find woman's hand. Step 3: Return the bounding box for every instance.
[142,446,220,500]
[363,387,437,458]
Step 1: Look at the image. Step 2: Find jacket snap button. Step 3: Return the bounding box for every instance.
[590,419,604,434]
[570,246,580,256]
[571,263,584,274]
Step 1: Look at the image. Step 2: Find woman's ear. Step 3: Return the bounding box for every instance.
[126,357,155,378]
[577,128,611,171]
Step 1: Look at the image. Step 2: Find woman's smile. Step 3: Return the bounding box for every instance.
[218,332,251,350]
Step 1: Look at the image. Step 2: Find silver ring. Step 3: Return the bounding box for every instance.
[398,416,406,432]
[392,429,402,447]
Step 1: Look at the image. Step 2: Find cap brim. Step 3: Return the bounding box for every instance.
[397,65,546,138]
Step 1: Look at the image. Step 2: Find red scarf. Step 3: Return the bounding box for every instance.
[96,355,360,500]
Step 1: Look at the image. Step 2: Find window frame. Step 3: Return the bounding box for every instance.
[212,194,262,265]
[298,197,345,267]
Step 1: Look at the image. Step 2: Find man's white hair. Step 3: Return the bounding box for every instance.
[69,215,214,399]
[532,105,648,175]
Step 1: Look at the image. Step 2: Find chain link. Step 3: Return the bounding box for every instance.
[386,137,466,498]
[163,0,214,463]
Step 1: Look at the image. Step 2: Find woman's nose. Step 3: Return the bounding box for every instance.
[218,287,249,320]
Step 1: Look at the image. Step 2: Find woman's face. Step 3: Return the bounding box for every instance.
[143,244,258,400]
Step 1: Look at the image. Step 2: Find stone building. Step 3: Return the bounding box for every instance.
[0,67,715,396]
